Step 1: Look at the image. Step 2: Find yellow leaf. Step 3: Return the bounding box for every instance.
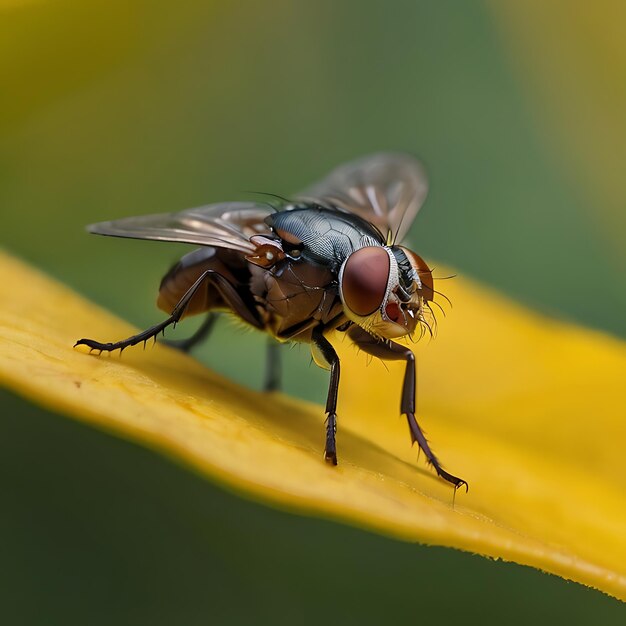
[0,250,624,600]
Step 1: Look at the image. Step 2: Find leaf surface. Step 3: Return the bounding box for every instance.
[0,250,624,599]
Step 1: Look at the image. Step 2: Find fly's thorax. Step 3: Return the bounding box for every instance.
[338,245,433,339]
[248,253,341,341]
[266,206,384,269]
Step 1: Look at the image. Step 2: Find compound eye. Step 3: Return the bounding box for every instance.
[341,246,390,316]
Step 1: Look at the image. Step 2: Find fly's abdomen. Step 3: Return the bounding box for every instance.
[157,247,242,316]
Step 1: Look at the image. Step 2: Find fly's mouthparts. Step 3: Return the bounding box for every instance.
[394,284,412,303]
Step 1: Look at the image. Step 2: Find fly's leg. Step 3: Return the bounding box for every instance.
[311,326,340,465]
[264,339,282,392]
[163,313,217,352]
[348,326,467,491]
[75,270,262,353]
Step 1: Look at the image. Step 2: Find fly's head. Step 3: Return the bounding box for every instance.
[338,245,434,340]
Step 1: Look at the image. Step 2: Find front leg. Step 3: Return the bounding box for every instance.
[311,326,340,465]
[348,326,467,491]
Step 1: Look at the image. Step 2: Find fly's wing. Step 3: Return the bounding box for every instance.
[298,152,428,244]
[87,202,274,254]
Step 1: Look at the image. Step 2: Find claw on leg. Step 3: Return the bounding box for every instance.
[74,315,173,354]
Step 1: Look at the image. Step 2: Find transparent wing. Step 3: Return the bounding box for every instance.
[298,152,428,243]
[87,202,275,254]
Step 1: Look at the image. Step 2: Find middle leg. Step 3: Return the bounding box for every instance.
[264,339,282,392]
[311,326,340,465]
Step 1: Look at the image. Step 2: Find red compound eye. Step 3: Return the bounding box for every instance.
[385,302,401,323]
[341,246,390,316]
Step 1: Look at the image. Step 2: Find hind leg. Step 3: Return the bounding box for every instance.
[75,270,262,353]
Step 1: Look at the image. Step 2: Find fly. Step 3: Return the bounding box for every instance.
[75,153,467,490]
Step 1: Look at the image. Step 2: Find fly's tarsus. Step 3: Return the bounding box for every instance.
[324,412,338,465]
[406,411,468,491]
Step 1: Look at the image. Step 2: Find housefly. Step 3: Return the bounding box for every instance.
[75,153,467,490]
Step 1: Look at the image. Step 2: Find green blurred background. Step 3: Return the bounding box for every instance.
[1,1,624,623]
